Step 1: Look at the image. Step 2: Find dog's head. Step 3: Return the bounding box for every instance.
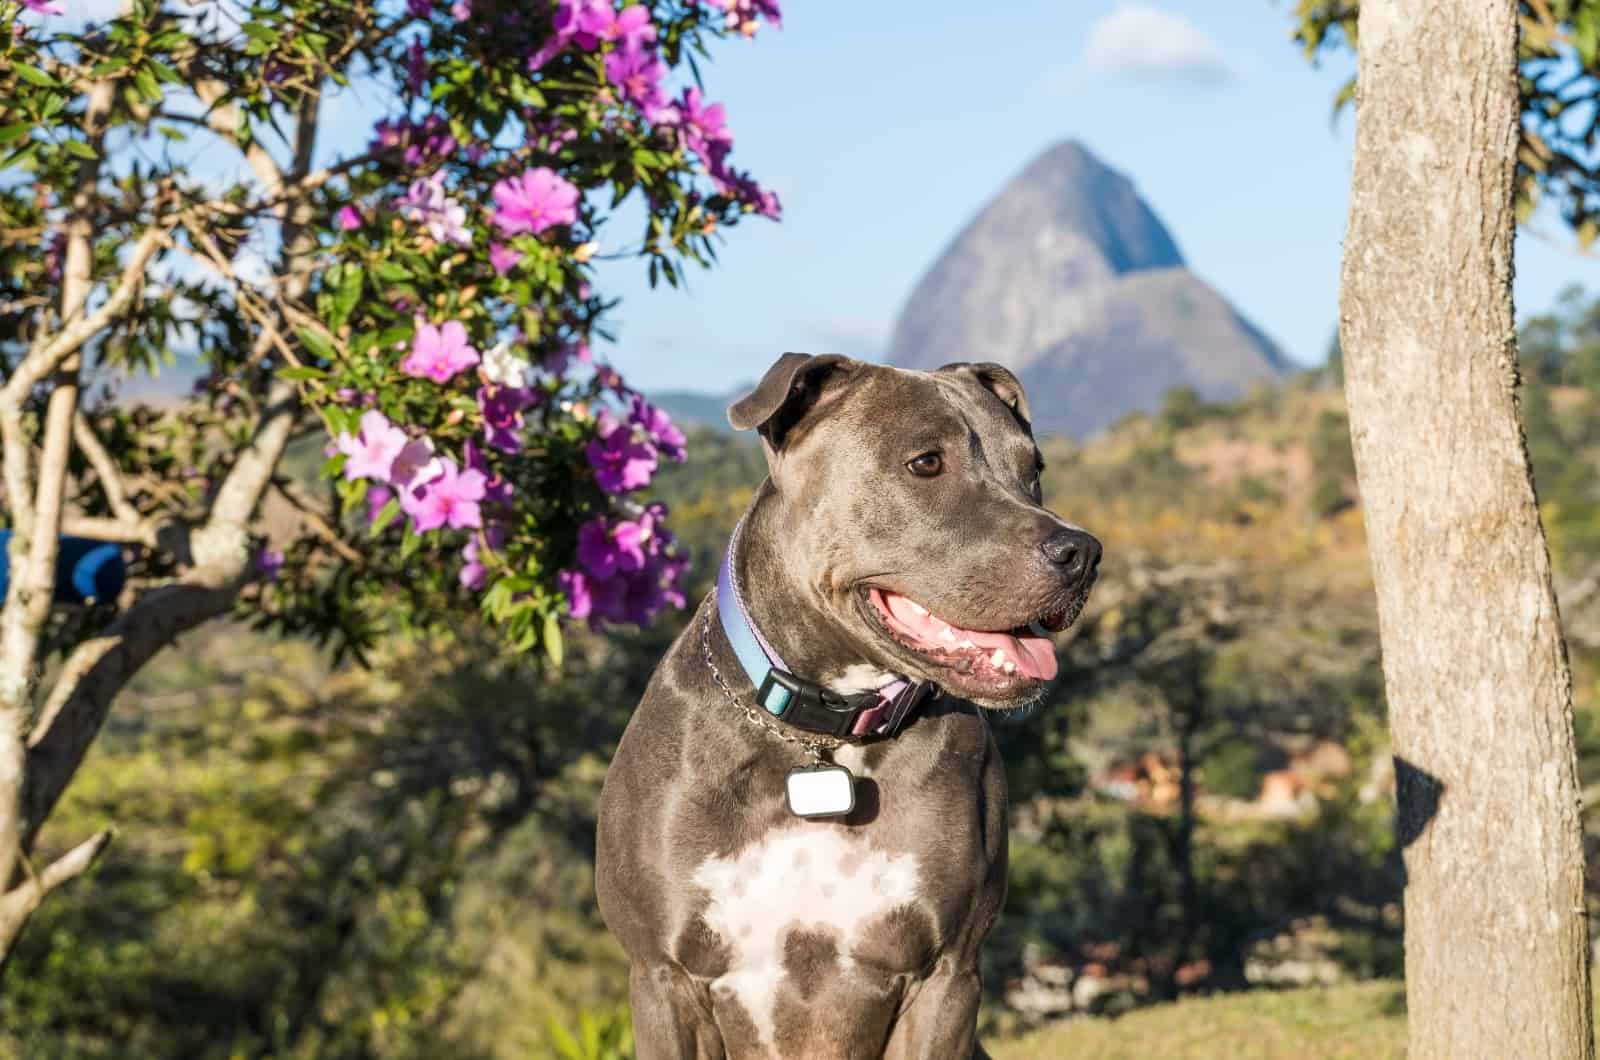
[728,353,1100,709]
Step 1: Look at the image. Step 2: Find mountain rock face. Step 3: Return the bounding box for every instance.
[885,141,1288,437]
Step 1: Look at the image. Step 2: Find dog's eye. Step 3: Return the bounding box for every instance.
[907,452,944,478]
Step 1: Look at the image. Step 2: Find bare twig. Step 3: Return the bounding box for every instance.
[71,413,140,528]
[3,225,167,405]
[272,481,362,565]
[60,516,154,547]
[0,827,113,954]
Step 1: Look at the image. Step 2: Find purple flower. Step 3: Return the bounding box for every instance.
[42,231,65,281]
[336,204,363,231]
[464,440,514,507]
[256,548,285,581]
[478,384,538,453]
[402,321,480,383]
[336,409,409,482]
[605,45,669,120]
[22,0,66,13]
[560,504,688,628]
[367,485,395,525]
[629,394,686,462]
[543,340,591,378]
[491,167,580,237]
[585,409,658,493]
[559,569,594,620]
[460,525,508,589]
[578,3,656,51]
[673,87,732,163]
[576,516,647,579]
[407,0,431,15]
[400,458,486,532]
[391,437,439,486]
[489,242,523,274]
[405,38,428,94]
[399,171,471,245]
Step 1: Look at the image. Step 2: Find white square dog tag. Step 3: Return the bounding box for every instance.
[786,764,855,819]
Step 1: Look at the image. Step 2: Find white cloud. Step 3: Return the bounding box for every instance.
[1082,2,1232,85]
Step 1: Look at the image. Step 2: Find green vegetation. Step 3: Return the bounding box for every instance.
[10,289,1600,1055]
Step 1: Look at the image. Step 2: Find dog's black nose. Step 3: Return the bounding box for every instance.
[1040,528,1101,586]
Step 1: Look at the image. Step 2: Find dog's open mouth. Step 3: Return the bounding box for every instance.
[865,587,1066,686]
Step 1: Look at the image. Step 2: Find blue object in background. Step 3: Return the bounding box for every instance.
[0,531,127,605]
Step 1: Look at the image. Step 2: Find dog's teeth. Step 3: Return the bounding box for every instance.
[908,600,928,616]
[938,627,957,642]
[990,649,1007,667]
[1003,660,1016,674]
[957,639,977,650]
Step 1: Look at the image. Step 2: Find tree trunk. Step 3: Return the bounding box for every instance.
[1342,3,1593,1057]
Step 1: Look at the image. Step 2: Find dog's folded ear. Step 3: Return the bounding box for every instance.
[728,353,857,448]
[939,362,1032,431]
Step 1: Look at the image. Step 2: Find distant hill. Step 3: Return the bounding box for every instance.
[650,385,746,433]
[885,141,1288,438]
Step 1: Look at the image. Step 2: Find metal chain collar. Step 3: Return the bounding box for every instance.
[700,592,840,763]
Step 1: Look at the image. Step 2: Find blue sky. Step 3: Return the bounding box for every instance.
[590,0,1600,393]
[48,0,1600,396]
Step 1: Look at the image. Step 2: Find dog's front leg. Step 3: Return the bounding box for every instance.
[881,962,984,1060]
[628,963,725,1060]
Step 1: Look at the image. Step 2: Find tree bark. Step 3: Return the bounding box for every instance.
[1342,3,1593,1057]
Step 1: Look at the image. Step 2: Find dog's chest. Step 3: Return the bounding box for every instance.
[685,825,936,1051]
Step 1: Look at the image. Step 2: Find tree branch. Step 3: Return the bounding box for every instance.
[23,573,240,848]
[72,413,140,528]
[2,225,167,408]
[0,827,113,955]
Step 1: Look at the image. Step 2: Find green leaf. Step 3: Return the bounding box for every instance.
[328,266,363,331]
[543,612,564,667]
[369,498,401,537]
[400,522,422,561]
[372,261,411,283]
[276,365,327,382]
[13,64,59,88]
[132,66,162,103]
[148,60,184,85]
[0,125,32,146]
[62,139,97,160]
[294,326,338,361]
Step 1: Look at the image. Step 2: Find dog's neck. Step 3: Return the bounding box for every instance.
[735,484,898,695]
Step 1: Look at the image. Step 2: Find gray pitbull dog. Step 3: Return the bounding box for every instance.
[596,354,1100,1059]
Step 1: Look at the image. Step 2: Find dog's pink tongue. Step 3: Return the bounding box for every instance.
[877,591,1059,681]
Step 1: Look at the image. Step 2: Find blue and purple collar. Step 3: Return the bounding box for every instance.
[715,515,937,741]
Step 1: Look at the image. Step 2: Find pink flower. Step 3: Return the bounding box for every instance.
[674,87,733,164]
[605,45,669,120]
[578,3,656,51]
[400,171,471,245]
[402,321,480,383]
[22,0,65,14]
[336,204,363,231]
[400,458,486,531]
[489,242,523,274]
[491,167,580,236]
[335,410,408,482]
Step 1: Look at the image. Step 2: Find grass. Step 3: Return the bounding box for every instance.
[991,981,1407,1060]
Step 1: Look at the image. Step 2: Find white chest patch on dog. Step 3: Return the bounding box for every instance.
[820,662,897,694]
[692,827,921,1049]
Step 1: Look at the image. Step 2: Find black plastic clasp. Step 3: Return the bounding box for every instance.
[756,668,874,738]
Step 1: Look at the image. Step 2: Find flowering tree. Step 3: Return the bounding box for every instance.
[0,0,779,956]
